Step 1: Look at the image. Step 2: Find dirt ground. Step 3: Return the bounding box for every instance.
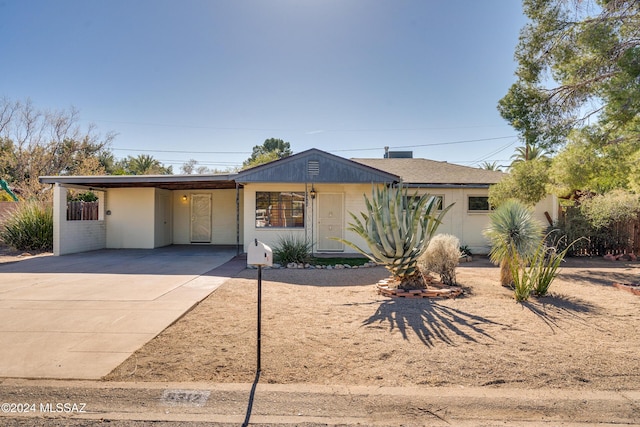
[106,256,640,391]
[0,243,50,264]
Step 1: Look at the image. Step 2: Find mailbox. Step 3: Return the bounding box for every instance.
[247,239,273,266]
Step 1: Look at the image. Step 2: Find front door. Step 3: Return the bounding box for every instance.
[317,193,344,251]
[190,194,212,243]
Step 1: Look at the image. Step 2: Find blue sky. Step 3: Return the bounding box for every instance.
[1,0,527,171]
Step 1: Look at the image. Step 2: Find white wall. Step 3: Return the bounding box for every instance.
[105,188,155,249]
[173,189,243,245]
[53,184,107,256]
[243,183,558,256]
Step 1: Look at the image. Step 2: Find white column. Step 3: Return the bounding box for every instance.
[52,184,68,256]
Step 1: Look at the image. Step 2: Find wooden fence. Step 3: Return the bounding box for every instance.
[67,201,99,221]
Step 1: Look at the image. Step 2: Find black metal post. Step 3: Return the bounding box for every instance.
[257,264,262,372]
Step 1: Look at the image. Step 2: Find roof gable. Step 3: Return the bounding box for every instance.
[234,148,399,184]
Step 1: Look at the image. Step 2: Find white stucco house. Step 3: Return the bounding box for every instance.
[39,148,558,257]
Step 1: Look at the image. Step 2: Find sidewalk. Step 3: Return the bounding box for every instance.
[0,379,638,426]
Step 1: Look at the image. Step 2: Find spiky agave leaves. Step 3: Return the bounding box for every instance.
[335,183,453,287]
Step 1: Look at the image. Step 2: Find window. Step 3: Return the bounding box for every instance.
[403,194,444,211]
[255,192,305,228]
[468,196,491,212]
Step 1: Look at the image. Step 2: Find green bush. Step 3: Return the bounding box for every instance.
[510,233,582,301]
[0,201,53,251]
[272,234,312,264]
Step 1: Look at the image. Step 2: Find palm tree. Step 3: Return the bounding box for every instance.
[480,161,502,171]
[510,144,550,165]
[483,199,543,287]
[126,154,172,175]
[336,182,453,290]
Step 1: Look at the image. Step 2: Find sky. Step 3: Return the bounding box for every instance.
[0,0,528,172]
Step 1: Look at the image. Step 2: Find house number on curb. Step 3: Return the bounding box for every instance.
[161,389,211,406]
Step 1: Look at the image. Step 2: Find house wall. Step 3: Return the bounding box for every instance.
[243,183,389,254]
[173,188,243,245]
[53,185,107,256]
[243,183,560,257]
[105,188,155,249]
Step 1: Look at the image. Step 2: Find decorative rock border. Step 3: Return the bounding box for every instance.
[612,282,640,296]
[376,278,463,299]
[247,261,378,270]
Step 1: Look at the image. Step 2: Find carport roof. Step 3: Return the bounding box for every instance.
[39,174,239,190]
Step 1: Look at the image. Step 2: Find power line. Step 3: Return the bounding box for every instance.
[328,135,517,152]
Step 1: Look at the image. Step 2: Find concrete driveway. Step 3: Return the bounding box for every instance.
[0,246,244,380]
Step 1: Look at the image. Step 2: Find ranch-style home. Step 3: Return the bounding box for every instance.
[39,148,558,257]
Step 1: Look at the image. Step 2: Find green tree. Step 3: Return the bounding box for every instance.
[483,200,543,287]
[124,154,172,175]
[510,144,550,165]
[242,138,292,169]
[500,1,640,149]
[479,161,502,171]
[548,127,636,199]
[489,158,550,208]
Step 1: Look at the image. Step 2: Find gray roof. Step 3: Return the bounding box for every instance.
[352,158,505,187]
[235,148,399,184]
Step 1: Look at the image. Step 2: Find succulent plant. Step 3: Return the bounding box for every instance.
[335,182,453,289]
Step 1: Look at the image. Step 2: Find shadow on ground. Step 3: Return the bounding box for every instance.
[521,293,601,333]
[362,299,506,347]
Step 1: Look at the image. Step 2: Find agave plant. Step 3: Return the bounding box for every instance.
[335,183,453,290]
[483,199,543,287]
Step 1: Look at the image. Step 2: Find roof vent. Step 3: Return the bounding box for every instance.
[307,160,319,176]
[384,151,413,159]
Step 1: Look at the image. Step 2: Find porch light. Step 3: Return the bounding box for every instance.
[182,195,188,201]
[309,187,316,199]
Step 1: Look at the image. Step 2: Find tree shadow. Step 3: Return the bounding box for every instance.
[520,294,601,333]
[362,299,505,347]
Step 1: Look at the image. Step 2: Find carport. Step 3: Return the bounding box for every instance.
[0,246,244,379]
[39,174,243,256]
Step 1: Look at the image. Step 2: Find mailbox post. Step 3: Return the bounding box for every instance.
[247,239,272,372]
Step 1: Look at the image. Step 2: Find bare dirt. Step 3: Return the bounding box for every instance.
[0,244,50,265]
[106,256,640,391]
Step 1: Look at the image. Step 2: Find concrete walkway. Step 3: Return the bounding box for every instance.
[0,246,246,380]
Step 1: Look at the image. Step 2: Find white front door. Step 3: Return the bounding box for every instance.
[317,193,344,251]
[190,194,212,243]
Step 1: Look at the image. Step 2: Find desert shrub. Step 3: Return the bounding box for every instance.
[0,201,53,251]
[272,234,312,264]
[552,205,634,256]
[510,233,583,301]
[419,234,461,285]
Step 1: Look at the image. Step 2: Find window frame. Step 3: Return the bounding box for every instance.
[467,195,492,213]
[255,191,306,228]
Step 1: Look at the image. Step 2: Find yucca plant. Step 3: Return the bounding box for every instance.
[272,234,312,264]
[335,183,453,290]
[0,201,53,251]
[510,233,584,301]
[483,199,543,287]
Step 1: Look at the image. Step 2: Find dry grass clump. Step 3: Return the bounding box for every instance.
[419,233,461,285]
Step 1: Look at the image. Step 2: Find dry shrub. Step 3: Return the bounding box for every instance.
[419,234,461,285]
